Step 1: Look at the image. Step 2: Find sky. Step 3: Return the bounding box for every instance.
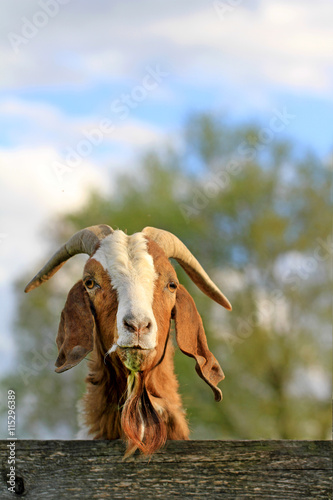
[0,0,332,372]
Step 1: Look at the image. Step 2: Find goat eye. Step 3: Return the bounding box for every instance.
[84,279,96,290]
[167,281,177,292]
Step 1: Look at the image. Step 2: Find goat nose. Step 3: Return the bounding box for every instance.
[123,315,152,335]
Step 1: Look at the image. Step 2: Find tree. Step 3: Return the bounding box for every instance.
[1,114,331,440]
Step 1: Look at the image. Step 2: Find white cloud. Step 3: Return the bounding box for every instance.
[0,98,77,147]
[0,144,110,371]
[0,0,332,99]
[148,0,333,95]
[105,119,165,147]
[0,145,110,374]
[0,147,107,281]
[0,96,167,162]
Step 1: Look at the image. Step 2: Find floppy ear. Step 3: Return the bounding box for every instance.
[55,281,95,373]
[173,284,224,402]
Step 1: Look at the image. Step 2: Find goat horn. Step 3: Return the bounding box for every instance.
[25,224,113,293]
[142,227,232,310]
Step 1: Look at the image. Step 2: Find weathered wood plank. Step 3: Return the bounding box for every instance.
[0,440,331,499]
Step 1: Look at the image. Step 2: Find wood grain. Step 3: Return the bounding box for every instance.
[0,440,331,499]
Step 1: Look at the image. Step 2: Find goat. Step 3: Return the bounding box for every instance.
[25,225,232,456]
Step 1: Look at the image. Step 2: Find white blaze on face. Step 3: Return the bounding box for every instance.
[93,230,158,349]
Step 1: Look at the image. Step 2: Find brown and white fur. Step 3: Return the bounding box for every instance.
[25,226,231,456]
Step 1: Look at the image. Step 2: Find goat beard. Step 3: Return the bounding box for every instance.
[121,371,167,457]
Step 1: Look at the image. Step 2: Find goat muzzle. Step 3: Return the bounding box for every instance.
[117,346,157,372]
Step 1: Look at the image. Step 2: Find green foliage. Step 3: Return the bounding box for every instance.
[2,113,331,440]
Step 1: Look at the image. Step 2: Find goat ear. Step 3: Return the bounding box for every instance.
[173,284,224,402]
[55,281,95,373]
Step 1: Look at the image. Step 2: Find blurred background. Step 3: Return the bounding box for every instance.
[0,0,332,440]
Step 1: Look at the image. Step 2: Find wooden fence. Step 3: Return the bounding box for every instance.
[0,440,331,498]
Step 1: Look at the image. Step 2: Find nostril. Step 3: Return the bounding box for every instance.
[123,319,136,332]
[140,318,153,334]
[122,315,153,334]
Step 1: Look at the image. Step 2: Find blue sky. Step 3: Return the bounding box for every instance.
[0,0,332,372]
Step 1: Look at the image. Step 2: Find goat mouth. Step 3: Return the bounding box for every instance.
[119,345,151,350]
[117,346,156,372]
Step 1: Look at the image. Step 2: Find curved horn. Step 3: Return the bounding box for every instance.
[142,227,232,310]
[25,224,113,293]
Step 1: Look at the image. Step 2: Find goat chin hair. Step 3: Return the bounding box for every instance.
[121,371,167,458]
